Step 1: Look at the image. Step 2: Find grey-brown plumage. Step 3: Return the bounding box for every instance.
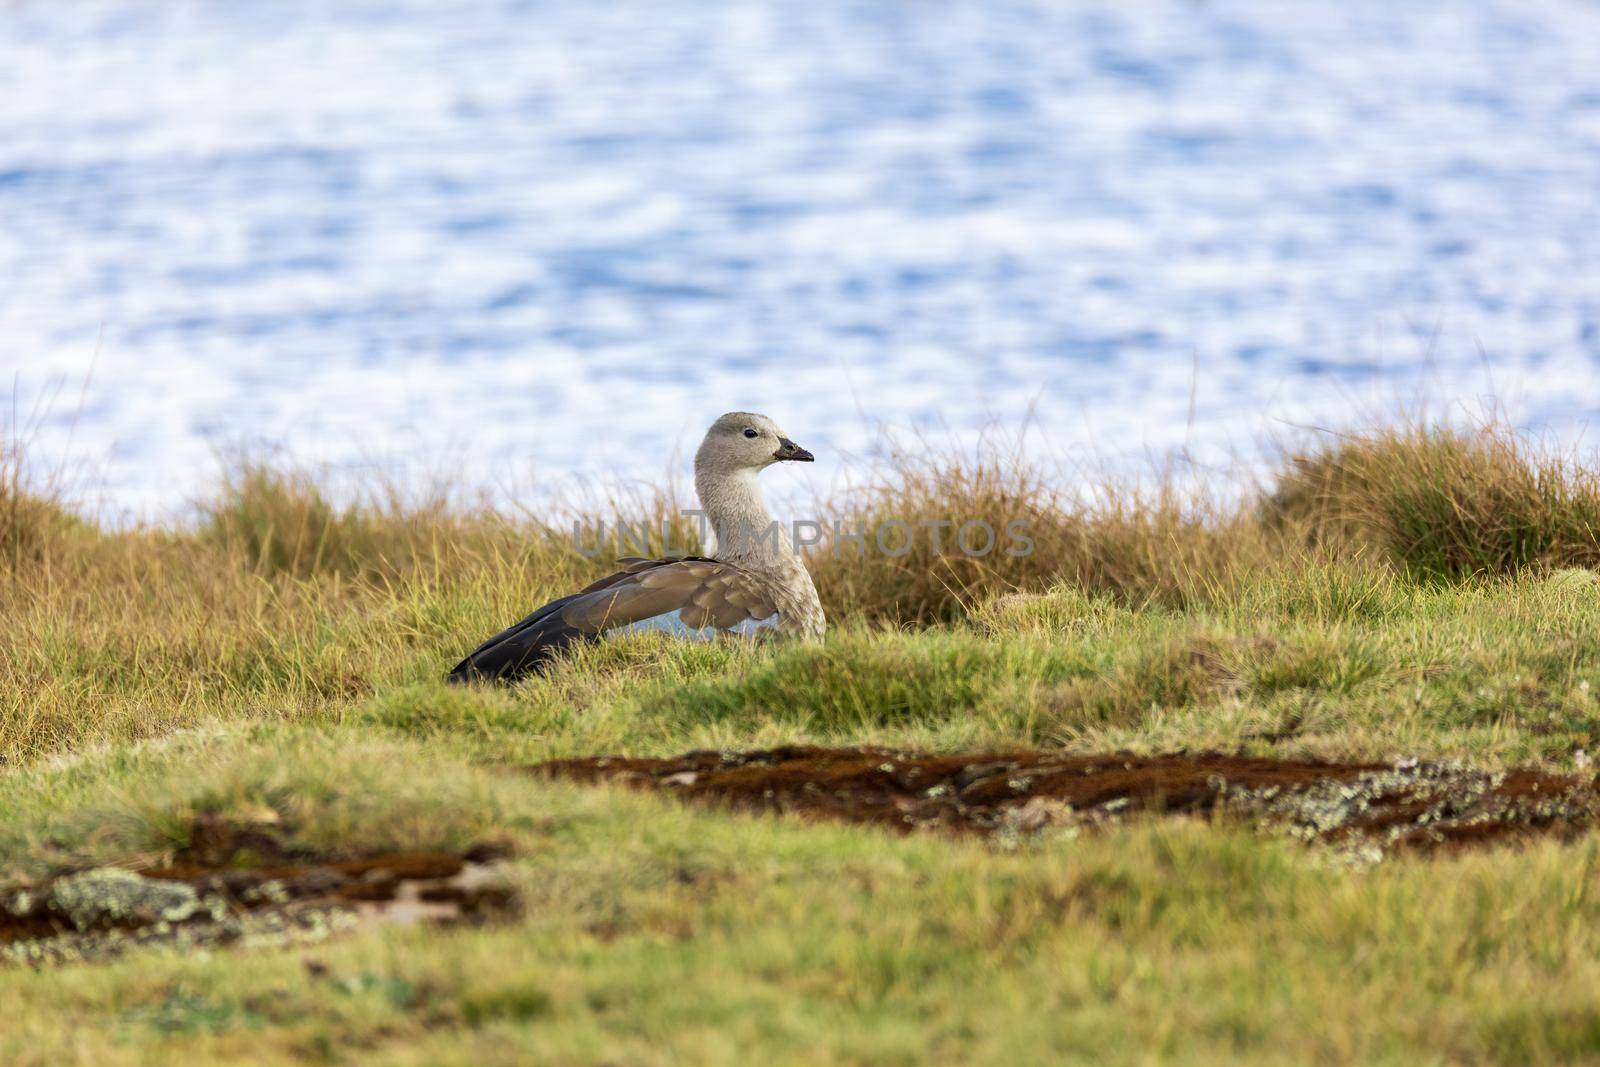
[448,413,824,683]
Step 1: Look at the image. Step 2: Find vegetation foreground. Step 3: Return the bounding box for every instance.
[4,422,1600,1064]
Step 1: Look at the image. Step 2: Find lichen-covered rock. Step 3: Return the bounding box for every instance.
[47,869,203,931]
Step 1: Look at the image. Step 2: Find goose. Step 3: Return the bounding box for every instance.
[447,412,825,683]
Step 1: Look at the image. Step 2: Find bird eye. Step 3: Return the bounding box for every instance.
[743,428,758,439]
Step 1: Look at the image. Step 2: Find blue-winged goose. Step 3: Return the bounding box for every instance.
[447,412,825,683]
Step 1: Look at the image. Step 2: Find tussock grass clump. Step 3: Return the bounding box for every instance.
[0,443,86,574]
[808,448,1062,623]
[200,461,504,580]
[809,446,1258,623]
[202,459,711,583]
[1265,423,1600,578]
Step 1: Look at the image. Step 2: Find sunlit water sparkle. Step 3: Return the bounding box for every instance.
[4,0,1600,517]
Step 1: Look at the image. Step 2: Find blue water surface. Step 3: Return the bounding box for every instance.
[3,0,1600,513]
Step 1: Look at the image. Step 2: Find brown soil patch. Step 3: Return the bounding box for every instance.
[2,842,514,966]
[531,746,1600,855]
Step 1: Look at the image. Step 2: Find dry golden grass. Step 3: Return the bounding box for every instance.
[809,417,1600,620]
[807,442,1251,623]
[1,417,1598,766]
[1265,420,1600,578]
[1,442,88,574]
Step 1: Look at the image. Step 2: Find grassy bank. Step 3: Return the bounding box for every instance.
[3,421,1600,1064]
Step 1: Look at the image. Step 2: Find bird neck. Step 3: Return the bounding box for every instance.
[695,466,786,568]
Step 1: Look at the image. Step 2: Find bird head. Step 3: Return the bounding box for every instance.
[695,412,814,475]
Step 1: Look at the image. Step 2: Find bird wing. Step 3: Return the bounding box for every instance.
[447,557,781,683]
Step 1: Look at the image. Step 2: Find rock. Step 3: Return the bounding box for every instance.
[47,869,201,931]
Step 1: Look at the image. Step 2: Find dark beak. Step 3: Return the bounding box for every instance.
[774,437,814,462]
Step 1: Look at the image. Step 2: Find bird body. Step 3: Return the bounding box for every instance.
[448,413,823,683]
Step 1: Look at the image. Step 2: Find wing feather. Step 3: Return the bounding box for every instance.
[447,557,780,683]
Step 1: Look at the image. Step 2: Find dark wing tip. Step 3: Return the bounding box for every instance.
[444,592,593,684]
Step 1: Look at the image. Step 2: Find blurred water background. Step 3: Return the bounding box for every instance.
[4,0,1600,517]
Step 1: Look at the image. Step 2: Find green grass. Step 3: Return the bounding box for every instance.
[4,422,1600,1063]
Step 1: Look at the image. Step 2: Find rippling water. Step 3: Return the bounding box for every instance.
[4,0,1600,515]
